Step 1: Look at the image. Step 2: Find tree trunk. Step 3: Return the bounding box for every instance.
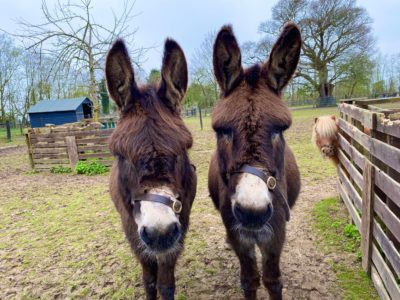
[318,82,334,97]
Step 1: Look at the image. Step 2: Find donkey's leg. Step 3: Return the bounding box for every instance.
[259,230,285,300]
[140,258,158,300]
[229,234,260,300]
[157,257,178,300]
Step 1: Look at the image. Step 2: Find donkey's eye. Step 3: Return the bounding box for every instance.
[216,127,233,139]
[271,129,281,138]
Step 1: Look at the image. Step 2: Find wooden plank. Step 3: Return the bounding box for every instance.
[371,244,400,299]
[31,142,66,148]
[338,149,363,189]
[374,194,400,243]
[339,103,377,128]
[79,152,114,159]
[31,148,67,154]
[339,97,368,103]
[338,133,365,169]
[374,166,400,209]
[77,145,110,152]
[338,167,362,211]
[373,220,400,278]
[338,179,361,230]
[361,160,375,274]
[32,153,68,159]
[371,266,391,300]
[30,128,114,139]
[25,133,34,170]
[376,121,400,139]
[76,137,110,144]
[33,158,70,164]
[65,136,79,168]
[354,96,400,106]
[30,136,63,143]
[339,118,400,173]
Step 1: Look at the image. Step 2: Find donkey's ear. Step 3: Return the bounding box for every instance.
[105,39,137,109]
[159,39,188,110]
[213,25,243,96]
[262,23,301,93]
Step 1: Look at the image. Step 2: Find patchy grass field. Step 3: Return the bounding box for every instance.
[0,127,27,146]
[0,106,375,299]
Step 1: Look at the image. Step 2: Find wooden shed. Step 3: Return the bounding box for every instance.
[28,97,93,128]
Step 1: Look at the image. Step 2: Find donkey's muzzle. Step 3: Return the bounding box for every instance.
[233,203,273,229]
[140,223,181,251]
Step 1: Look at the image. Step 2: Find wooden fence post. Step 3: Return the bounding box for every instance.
[65,136,79,168]
[361,159,375,274]
[25,133,34,170]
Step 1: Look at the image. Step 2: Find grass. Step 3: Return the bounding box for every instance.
[0,127,27,146]
[313,197,379,299]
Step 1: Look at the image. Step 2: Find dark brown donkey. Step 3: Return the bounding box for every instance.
[208,23,301,300]
[106,39,196,300]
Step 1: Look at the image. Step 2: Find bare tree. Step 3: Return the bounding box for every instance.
[0,34,20,122]
[258,0,374,98]
[190,31,219,108]
[17,0,145,120]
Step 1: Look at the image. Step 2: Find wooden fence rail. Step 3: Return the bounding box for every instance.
[25,124,114,171]
[338,98,400,300]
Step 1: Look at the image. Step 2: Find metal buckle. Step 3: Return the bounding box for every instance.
[172,199,182,214]
[266,176,277,190]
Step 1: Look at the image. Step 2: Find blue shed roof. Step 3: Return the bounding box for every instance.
[28,97,92,114]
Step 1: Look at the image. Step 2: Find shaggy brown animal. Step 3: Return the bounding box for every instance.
[208,23,301,300]
[106,39,196,300]
[312,115,339,166]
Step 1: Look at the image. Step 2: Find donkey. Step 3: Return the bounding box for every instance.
[312,115,339,166]
[106,38,196,300]
[208,23,302,300]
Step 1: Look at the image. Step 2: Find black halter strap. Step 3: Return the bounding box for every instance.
[232,164,290,221]
[133,193,183,214]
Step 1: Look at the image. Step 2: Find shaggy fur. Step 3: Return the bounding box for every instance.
[312,115,339,166]
[106,39,196,300]
[208,23,301,300]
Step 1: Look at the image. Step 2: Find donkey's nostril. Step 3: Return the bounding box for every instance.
[140,226,151,246]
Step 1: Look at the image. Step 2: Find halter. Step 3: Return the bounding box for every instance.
[133,193,183,214]
[232,164,291,221]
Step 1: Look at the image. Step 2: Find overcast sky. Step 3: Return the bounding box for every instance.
[0,0,399,76]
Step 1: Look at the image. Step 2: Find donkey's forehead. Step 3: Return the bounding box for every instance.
[212,84,292,129]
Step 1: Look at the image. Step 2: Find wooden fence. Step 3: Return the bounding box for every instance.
[338,97,400,299]
[25,123,114,171]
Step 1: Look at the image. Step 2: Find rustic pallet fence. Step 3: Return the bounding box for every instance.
[338,97,400,300]
[25,124,114,171]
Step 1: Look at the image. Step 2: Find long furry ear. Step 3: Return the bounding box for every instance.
[213,25,243,96]
[159,39,188,110]
[105,39,137,110]
[262,23,301,93]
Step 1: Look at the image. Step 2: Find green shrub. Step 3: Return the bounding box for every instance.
[75,160,108,175]
[344,224,361,242]
[50,165,72,174]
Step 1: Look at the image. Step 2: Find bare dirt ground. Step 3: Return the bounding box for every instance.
[0,108,355,299]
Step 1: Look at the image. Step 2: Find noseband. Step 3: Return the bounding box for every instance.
[133,193,183,214]
[232,164,290,221]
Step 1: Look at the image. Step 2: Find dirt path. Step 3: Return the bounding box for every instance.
[0,146,346,299]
